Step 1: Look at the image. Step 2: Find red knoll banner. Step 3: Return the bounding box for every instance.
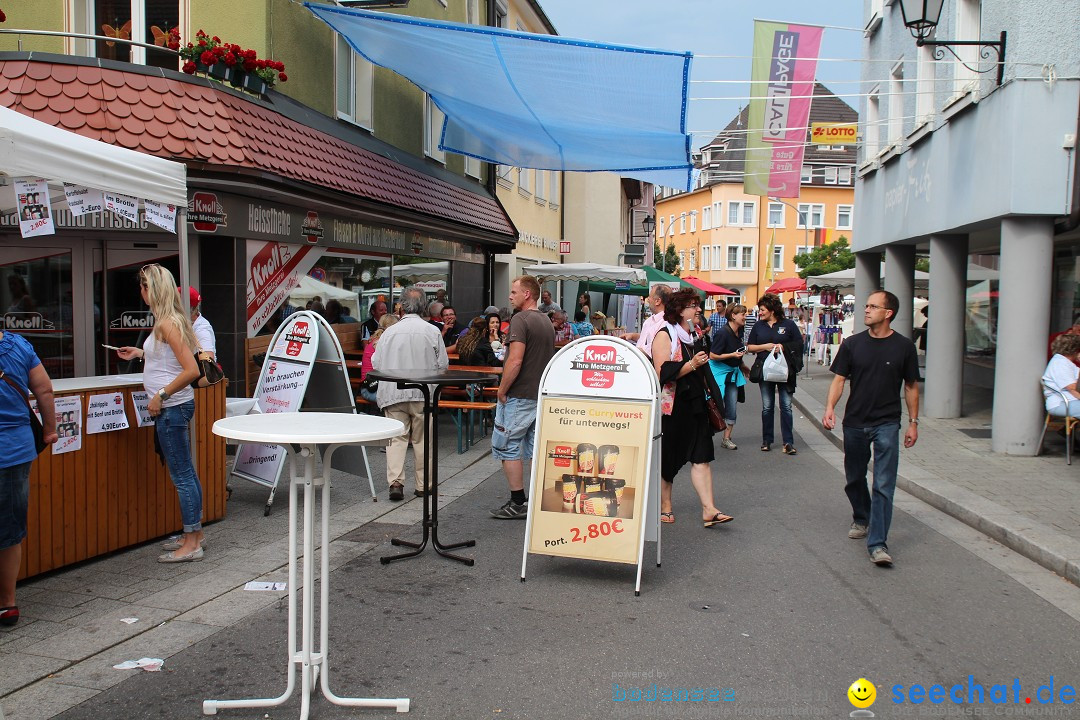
[245,240,323,337]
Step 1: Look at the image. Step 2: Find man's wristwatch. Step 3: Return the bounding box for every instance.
[158,388,170,401]
[909,418,919,425]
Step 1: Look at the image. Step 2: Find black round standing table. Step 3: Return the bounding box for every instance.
[367,369,499,566]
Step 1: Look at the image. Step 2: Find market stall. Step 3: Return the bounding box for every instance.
[1,105,227,580]
[523,263,648,334]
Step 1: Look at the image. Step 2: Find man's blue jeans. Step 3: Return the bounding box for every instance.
[843,422,900,554]
[759,382,793,445]
[156,401,203,533]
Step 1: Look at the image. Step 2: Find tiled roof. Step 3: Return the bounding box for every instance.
[0,59,514,237]
[699,82,858,181]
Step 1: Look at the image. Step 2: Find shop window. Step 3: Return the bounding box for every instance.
[1,252,75,379]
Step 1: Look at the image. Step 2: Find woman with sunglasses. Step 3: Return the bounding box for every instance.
[117,265,204,562]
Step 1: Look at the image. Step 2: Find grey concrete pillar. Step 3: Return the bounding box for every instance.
[884,245,916,340]
[991,218,1054,455]
[853,251,881,334]
[925,235,967,419]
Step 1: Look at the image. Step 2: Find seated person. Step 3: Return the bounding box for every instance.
[456,316,500,366]
[569,310,594,338]
[1043,333,1080,417]
[551,310,573,343]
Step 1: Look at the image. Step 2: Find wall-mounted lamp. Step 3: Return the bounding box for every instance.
[897,0,1006,86]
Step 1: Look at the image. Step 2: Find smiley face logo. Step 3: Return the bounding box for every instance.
[848,678,876,708]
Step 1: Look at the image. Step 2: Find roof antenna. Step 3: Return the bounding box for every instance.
[736,105,743,128]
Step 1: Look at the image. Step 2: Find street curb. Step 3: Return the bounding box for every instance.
[791,392,1080,587]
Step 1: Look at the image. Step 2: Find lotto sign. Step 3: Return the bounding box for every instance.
[810,123,857,145]
[559,241,571,255]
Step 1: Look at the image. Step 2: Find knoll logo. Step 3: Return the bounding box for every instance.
[188,192,227,232]
[301,212,323,244]
[549,444,574,468]
[109,311,155,329]
[3,313,55,331]
[570,344,630,389]
[250,243,292,297]
[285,320,310,357]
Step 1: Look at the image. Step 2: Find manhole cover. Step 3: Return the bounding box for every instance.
[689,601,724,613]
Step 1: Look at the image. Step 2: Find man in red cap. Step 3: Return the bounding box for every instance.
[188,287,216,360]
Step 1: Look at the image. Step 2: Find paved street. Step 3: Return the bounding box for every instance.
[3,377,1078,719]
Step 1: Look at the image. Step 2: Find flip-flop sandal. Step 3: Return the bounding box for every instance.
[704,512,734,528]
[660,512,675,524]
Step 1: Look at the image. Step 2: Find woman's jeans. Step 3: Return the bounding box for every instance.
[156,401,203,533]
[759,381,793,445]
[723,376,738,425]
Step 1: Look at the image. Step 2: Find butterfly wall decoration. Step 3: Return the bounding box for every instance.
[101,19,131,47]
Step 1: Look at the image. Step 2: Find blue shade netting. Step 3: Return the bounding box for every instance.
[305,4,693,190]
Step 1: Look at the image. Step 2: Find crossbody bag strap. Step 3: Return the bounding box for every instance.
[0,369,33,409]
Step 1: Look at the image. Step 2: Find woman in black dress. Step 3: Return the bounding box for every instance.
[651,288,734,527]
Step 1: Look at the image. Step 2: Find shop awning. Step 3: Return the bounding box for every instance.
[681,276,737,296]
[305,5,694,190]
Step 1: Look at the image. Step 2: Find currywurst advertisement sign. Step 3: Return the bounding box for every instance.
[522,336,661,593]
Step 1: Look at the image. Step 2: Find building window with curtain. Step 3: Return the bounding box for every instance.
[336,36,374,131]
[424,95,446,163]
[518,168,532,196]
[689,249,696,271]
[679,250,686,268]
[768,202,784,228]
[837,205,854,230]
[772,245,784,272]
[797,203,825,229]
[535,170,546,204]
[689,211,697,232]
[701,245,710,271]
[657,216,666,237]
[679,213,687,234]
[669,215,675,236]
[702,206,711,230]
[549,173,560,209]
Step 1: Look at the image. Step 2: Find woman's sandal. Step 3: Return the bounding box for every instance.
[0,606,19,626]
[704,512,734,528]
[660,512,675,524]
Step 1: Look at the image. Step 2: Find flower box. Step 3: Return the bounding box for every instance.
[242,72,268,95]
[208,62,232,83]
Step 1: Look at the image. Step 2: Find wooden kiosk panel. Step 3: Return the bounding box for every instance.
[17,380,226,581]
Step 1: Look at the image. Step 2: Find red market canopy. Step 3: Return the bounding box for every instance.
[681,276,737,296]
[765,277,808,294]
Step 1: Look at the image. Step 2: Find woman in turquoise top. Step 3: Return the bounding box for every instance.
[709,304,748,451]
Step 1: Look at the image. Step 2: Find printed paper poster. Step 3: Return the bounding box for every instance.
[130,391,155,427]
[143,200,177,233]
[62,183,104,217]
[104,191,139,223]
[15,178,55,238]
[527,397,651,565]
[53,396,83,454]
[86,392,130,434]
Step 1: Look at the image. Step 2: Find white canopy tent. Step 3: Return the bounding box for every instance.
[807,264,998,292]
[522,262,647,285]
[375,261,449,281]
[0,104,189,288]
[288,275,360,313]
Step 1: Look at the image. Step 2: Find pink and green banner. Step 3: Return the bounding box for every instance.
[743,21,823,198]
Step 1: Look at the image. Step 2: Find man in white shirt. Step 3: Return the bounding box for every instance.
[188,287,216,360]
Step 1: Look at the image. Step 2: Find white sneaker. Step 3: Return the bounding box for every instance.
[870,547,893,566]
[848,523,868,539]
[719,437,737,450]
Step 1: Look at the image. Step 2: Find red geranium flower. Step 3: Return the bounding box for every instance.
[200,50,216,66]
[182,61,196,74]
[0,10,7,23]
[278,72,287,82]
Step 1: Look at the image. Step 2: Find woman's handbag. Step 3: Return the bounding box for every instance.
[697,364,727,433]
[0,370,47,454]
[762,348,790,383]
[748,355,765,384]
[191,348,225,389]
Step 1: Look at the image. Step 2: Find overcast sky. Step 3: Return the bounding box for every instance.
[538,0,865,149]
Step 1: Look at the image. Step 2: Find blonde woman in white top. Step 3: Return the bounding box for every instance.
[117,264,203,562]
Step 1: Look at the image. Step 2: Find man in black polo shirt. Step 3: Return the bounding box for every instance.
[823,289,920,567]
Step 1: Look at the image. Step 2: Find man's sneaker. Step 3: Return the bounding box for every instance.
[719,437,737,450]
[848,522,868,539]
[870,547,893,566]
[490,500,528,519]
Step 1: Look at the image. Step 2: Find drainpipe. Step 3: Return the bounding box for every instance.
[1058,98,1080,233]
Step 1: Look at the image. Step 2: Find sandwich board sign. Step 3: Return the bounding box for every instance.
[232,310,373,514]
[520,336,661,595]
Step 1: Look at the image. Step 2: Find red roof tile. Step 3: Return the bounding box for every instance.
[1,60,514,237]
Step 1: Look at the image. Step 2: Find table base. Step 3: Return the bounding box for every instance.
[381,517,476,566]
[204,445,409,718]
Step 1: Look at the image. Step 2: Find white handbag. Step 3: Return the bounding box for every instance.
[762,348,790,383]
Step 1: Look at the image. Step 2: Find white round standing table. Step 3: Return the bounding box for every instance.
[203,412,409,718]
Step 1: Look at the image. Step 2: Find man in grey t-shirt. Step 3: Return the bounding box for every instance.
[490,276,555,519]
